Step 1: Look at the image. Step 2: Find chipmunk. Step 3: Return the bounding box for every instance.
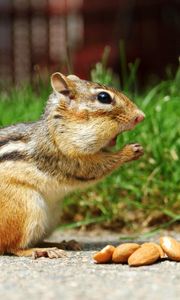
[0,72,145,258]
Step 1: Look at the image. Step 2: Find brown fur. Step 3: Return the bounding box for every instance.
[0,185,26,254]
[0,72,145,258]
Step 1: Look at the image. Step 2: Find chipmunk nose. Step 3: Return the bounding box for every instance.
[133,112,145,125]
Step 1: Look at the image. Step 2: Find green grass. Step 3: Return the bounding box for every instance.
[0,64,179,234]
[0,83,50,126]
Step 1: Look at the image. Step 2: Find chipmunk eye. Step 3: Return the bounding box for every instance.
[97,92,112,104]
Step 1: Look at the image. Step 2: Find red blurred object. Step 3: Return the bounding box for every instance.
[74,0,180,80]
[0,0,179,84]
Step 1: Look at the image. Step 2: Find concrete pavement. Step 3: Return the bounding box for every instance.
[0,229,179,300]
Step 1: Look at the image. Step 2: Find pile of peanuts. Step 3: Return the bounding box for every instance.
[93,236,180,266]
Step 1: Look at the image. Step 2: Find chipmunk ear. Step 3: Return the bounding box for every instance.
[51,72,69,93]
[67,74,80,81]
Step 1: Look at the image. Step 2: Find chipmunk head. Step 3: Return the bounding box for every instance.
[46,72,145,156]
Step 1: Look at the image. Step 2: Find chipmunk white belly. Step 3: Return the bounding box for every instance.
[21,181,74,246]
[41,179,76,233]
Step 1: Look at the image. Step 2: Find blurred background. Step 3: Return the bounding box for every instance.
[0,0,179,85]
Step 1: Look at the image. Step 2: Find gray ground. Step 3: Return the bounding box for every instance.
[0,229,179,300]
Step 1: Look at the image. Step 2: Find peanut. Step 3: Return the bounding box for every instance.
[93,245,115,263]
[128,243,160,266]
[112,243,140,263]
[159,236,180,262]
[142,242,165,259]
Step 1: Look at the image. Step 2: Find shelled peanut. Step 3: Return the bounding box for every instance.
[93,245,115,263]
[93,236,180,267]
[159,236,180,262]
[112,243,140,263]
[128,243,162,266]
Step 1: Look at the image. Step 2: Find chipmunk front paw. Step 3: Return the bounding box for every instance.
[122,143,144,161]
